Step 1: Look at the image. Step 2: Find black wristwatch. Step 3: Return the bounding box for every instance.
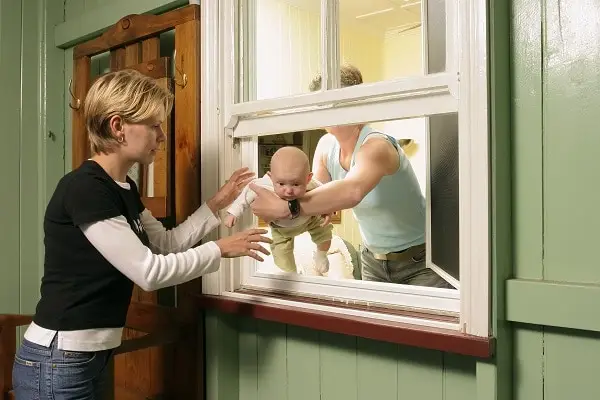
[288,199,300,219]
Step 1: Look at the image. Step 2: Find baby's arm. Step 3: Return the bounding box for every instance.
[224,184,253,227]
[225,176,270,227]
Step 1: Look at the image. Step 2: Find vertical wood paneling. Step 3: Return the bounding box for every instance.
[286,326,320,400]
[443,354,477,400]
[0,0,23,315]
[396,346,443,399]
[19,0,43,319]
[205,311,240,400]
[239,318,259,400]
[356,338,396,400]
[513,325,544,400]
[319,332,358,400]
[208,313,477,400]
[542,0,600,283]
[43,0,67,273]
[543,328,600,400]
[256,321,288,400]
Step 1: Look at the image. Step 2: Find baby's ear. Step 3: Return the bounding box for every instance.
[266,171,271,177]
[307,172,313,183]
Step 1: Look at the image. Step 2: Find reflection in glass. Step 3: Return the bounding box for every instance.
[426,0,446,74]
[249,0,322,101]
[247,0,446,98]
[429,114,459,280]
[339,0,425,82]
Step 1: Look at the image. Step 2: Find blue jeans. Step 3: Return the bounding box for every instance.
[12,338,114,399]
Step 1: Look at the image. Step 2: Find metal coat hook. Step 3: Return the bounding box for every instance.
[68,78,81,110]
[173,50,188,88]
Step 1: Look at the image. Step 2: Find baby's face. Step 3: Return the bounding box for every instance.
[270,169,311,201]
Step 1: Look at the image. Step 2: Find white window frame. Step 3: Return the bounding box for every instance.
[200,0,490,337]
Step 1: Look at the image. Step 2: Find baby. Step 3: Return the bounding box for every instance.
[224,146,333,275]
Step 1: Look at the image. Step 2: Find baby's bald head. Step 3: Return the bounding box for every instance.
[269,146,312,200]
[270,146,310,175]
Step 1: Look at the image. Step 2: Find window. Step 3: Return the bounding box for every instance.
[200,0,489,338]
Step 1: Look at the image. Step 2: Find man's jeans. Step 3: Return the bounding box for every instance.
[361,246,453,288]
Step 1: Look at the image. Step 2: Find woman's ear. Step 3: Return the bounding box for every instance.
[109,115,124,138]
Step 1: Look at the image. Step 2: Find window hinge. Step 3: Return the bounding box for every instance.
[225,127,240,149]
[225,114,240,149]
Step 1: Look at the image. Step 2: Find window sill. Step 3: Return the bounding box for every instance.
[194,293,494,358]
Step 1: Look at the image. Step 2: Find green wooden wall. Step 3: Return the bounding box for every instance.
[0,0,64,323]
[2,0,600,399]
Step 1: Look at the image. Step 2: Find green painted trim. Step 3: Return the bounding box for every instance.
[506,279,600,332]
[54,0,188,49]
[510,0,543,280]
[475,0,513,397]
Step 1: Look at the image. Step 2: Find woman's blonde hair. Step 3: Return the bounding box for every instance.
[84,69,174,154]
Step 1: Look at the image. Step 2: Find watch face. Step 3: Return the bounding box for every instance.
[289,199,300,217]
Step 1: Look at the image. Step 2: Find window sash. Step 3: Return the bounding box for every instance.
[228,73,458,138]
[225,0,459,133]
[236,123,459,316]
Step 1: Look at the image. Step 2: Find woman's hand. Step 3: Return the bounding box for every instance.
[215,228,272,262]
[249,184,291,222]
[207,167,255,213]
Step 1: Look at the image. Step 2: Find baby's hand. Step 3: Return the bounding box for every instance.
[320,213,333,226]
[225,214,237,228]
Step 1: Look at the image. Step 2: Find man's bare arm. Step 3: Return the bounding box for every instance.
[299,137,399,215]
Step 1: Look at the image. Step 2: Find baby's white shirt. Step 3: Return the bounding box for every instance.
[226,174,320,228]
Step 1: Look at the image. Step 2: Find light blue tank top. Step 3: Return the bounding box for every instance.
[326,126,425,253]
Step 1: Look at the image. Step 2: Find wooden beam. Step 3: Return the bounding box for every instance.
[55,0,189,49]
[93,57,171,82]
[73,5,200,59]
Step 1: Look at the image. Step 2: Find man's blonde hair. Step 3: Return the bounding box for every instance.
[84,69,174,154]
[309,64,363,92]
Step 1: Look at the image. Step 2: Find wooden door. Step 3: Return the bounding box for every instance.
[69,5,203,399]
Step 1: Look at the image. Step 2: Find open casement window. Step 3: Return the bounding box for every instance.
[201,0,490,350]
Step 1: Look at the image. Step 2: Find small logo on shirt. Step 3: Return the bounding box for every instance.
[132,218,144,236]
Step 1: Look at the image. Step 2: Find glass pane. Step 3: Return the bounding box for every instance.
[426,0,446,73]
[337,0,445,86]
[428,113,459,280]
[243,0,322,101]
[236,115,455,290]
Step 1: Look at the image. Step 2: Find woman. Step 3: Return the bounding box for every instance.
[250,65,451,288]
[12,69,271,399]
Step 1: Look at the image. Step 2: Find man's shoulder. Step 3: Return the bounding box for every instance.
[317,133,337,150]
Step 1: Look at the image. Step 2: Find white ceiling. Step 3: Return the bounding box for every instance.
[277,0,421,34]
